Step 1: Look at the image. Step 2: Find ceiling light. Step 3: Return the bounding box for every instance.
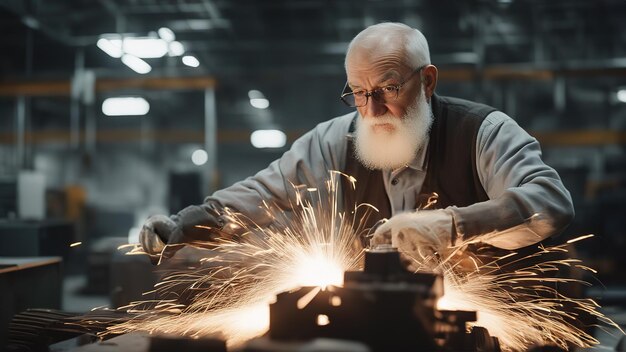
[97,38,123,58]
[169,41,185,56]
[250,98,270,109]
[250,130,286,149]
[158,27,175,42]
[191,149,208,166]
[102,97,150,116]
[248,90,269,109]
[122,37,168,58]
[186,19,214,30]
[618,89,626,103]
[248,90,265,99]
[182,55,200,67]
[121,54,152,74]
[109,38,122,48]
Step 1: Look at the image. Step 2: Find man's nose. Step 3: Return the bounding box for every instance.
[365,96,387,117]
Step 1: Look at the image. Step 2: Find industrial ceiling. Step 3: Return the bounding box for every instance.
[1,0,625,78]
[0,0,625,152]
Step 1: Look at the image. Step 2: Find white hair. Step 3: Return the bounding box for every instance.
[345,22,431,71]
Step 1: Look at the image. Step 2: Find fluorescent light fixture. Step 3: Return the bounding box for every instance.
[122,37,168,58]
[191,149,208,166]
[97,38,123,58]
[248,89,269,108]
[182,55,200,67]
[98,34,167,59]
[187,19,214,30]
[248,89,264,99]
[618,89,626,103]
[158,27,175,42]
[250,98,269,109]
[121,54,152,74]
[250,129,286,149]
[110,37,122,45]
[102,97,150,116]
[169,41,185,56]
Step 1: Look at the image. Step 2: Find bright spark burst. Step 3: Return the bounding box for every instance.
[103,171,371,348]
[93,172,623,351]
[433,235,624,351]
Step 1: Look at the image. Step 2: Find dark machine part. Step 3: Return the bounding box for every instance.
[5,307,229,352]
[148,335,226,352]
[4,309,91,352]
[265,246,501,352]
[0,257,63,347]
[50,332,227,352]
[0,220,76,258]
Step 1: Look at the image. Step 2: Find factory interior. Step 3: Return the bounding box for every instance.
[1,0,626,351]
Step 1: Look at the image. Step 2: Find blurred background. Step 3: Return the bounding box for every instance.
[1,0,625,347]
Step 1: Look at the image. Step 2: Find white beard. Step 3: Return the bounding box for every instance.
[354,90,433,170]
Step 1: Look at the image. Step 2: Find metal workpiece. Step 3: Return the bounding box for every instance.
[261,248,500,352]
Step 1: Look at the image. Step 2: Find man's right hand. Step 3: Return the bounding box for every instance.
[139,214,183,257]
[139,203,228,262]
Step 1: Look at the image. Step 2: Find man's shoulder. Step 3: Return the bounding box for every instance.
[309,111,356,137]
[314,111,356,129]
[438,96,516,128]
[434,95,498,123]
[437,95,497,114]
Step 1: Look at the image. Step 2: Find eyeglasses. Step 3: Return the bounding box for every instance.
[340,65,427,108]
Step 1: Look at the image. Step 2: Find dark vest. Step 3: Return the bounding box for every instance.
[342,94,496,232]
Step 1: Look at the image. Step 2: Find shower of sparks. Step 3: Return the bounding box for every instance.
[83,171,623,351]
[431,234,624,351]
[99,171,373,348]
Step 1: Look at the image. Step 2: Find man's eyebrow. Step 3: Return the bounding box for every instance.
[348,82,362,89]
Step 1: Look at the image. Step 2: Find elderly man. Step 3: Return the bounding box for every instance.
[140,22,574,266]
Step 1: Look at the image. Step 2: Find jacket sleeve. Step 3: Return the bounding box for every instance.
[449,111,575,250]
[204,115,352,227]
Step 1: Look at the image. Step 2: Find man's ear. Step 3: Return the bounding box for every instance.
[422,65,438,100]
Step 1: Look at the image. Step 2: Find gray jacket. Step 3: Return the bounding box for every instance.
[208,110,574,250]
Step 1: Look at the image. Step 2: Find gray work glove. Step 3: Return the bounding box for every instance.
[139,202,227,263]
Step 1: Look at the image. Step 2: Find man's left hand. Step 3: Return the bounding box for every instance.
[370,209,455,271]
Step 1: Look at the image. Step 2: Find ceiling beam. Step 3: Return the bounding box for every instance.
[4,60,626,97]
[0,76,217,96]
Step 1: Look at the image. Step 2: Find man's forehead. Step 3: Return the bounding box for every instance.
[346,63,405,86]
[346,47,408,83]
